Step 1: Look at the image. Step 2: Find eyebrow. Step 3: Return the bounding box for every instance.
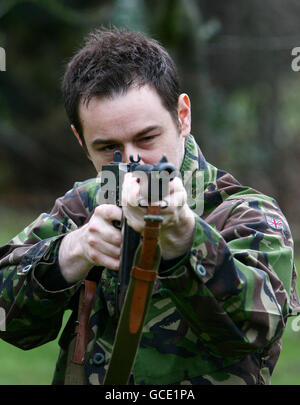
[91,125,161,147]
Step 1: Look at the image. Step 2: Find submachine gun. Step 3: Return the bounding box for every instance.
[100,151,176,385]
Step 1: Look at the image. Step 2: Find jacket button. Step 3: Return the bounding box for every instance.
[196,263,206,276]
[92,352,105,365]
[22,264,32,274]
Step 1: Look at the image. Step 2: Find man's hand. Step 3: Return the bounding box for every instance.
[59,172,195,284]
[59,204,122,283]
[121,172,195,260]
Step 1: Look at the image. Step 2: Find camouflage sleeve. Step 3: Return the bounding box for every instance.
[157,196,298,359]
[0,179,100,349]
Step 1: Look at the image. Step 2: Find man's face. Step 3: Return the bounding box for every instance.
[76,84,191,172]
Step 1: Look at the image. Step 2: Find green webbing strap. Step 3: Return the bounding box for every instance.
[103,244,161,385]
[64,336,86,385]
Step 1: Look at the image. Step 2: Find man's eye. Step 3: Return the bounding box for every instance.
[140,135,156,143]
[102,144,119,152]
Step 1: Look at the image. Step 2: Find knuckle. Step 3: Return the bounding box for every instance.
[103,204,114,217]
[110,259,120,270]
[127,219,143,234]
[87,221,99,234]
[94,205,104,215]
[101,254,119,270]
[108,230,121,246]
[113,233,122,245]
[90,253,99,264]
[87,235,96,247]
[95,204,112,217]
[97,204,120,220]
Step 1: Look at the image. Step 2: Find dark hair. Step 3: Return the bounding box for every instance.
[61,27,180,147]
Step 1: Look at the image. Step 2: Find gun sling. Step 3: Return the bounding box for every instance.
[65,279,97,385]
[67,206,162,385]
[103,205,162,385]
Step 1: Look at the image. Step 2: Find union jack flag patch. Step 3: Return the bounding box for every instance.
[266,215,283,230]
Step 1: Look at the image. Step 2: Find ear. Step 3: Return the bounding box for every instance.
[71,124,83,147]
[177,94,191,138]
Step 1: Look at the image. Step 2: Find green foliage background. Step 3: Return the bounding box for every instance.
[0,0,299,385]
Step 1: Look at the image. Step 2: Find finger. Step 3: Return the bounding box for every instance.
[122,205,145,233]
[94,204,123,223]
[147,176,184,206]
[88,249,120,271]
[102,227,122,246]
[88,237,121,259]
[89,215,122,247]
[132,171,150,200]
[167,176,184,195]
[102,257,120,271]
[163,189,187,209]
[149,188,187,212]
[121,173,141,207]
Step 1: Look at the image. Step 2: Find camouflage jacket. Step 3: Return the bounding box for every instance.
[0,134,299,385]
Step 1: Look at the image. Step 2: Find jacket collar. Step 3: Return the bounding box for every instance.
[180,134,212,193]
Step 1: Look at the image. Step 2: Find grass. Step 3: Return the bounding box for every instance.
[272,317,300,385]
[0,332,62,385]
[0,208,299,384]
[0,207,66,385]
[271,275,300,386]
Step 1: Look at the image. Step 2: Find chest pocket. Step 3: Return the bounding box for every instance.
[100,268,119,318]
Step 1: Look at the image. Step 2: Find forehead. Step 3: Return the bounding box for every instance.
[78,84,172,137]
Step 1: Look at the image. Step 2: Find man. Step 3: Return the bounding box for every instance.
[0,27,299,385]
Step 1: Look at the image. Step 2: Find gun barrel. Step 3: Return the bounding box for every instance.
[118,220,141,313]
[100,150,176,314]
